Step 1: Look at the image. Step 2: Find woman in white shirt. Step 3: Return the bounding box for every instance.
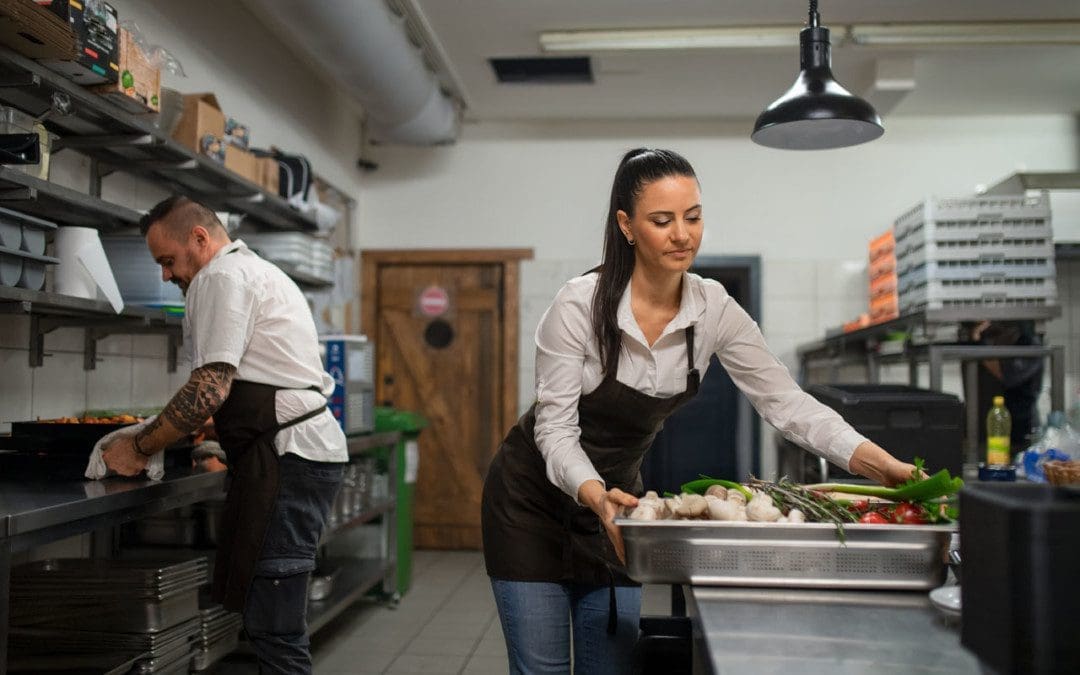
[481,148,917,675]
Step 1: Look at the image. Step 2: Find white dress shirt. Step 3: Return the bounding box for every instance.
[533,271,867,500]
[184,239,348,463]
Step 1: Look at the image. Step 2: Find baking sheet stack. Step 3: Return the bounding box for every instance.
[191,605,244,671]
[8,557,208,673]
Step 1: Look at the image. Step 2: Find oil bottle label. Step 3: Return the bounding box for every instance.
[987,436,1011,465]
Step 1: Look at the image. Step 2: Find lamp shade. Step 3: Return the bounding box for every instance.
[752,26,883,150]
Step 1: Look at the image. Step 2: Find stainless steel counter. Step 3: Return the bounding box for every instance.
[686,585,981,674]
[0,469,227,675]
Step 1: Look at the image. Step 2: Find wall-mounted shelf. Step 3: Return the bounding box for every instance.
[0,285,183,372]
[0,166,140,230]
[0,45,317,233]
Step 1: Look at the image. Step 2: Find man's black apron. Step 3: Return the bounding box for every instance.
[211,380,326,611]
[482,325,701,626]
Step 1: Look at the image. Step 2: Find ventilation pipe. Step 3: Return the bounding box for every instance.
[247,0,459,145]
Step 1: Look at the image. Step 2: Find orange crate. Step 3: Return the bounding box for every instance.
[869,254,896,281]
[843,314,871,333]
[869,292,899,324]
[870,272,898,299]
[868,229,895,262]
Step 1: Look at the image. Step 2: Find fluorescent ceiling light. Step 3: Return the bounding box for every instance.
[539,26,799,52]
[539,21,1080,52]
[850,22,1080,47]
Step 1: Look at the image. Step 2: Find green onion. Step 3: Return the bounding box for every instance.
[680,476,753,500]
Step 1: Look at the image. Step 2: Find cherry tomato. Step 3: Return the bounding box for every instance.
[858,512,889,524]
[891,502,928,525]
[848,500,870,514]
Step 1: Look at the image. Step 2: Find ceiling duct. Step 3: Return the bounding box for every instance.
[246,0,459,145]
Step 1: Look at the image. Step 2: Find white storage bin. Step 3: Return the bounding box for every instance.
[896,239,1055,274]
[895,192,1052,243]
[100,236,183,307]
[0,246,58,290]
[899,276,1058,312]
[0,206,56,256]
[898,257,1057,293]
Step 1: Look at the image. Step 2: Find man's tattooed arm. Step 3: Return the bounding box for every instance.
[133,362,236,456]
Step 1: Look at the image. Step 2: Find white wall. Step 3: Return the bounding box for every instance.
[0,0,366,432]
[359,114,1080,476]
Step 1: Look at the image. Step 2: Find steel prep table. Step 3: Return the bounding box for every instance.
[0,467,227,675]
[684,585,982,674]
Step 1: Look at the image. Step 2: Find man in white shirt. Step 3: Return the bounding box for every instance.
[102,196,347,674]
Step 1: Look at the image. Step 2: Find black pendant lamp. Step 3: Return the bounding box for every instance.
[751,0,883,150]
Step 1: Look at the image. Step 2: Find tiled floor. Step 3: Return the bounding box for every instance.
[213,549,670,674]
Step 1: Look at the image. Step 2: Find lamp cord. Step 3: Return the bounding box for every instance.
[808,0,820,27]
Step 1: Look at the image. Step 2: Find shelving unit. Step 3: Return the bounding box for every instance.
[797,306,1066,467]
[0,285,182,371]
[0,45,317,232]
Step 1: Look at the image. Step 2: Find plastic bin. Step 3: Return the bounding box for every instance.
[960,483,1080,674]
[804,384,964,477]
[374,406,427,596]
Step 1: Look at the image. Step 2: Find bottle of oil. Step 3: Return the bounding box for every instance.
[986,396,1012,465]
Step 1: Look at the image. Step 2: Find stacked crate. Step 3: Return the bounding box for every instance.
[895,193,1057,312]
[868,228,899,324]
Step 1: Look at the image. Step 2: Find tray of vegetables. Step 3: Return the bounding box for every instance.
[616,459,962,590]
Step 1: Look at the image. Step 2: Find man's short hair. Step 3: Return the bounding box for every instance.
[139,196,225,239]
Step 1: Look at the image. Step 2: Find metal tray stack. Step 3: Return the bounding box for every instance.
[191,605,244,672]
[8,557,208,673]
[617,520,954,590]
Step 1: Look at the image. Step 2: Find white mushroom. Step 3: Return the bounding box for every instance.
[787,509,806,524]
[664,496,681,516]
[704,484,728,500]
[726,491,747,506]
[675,493,709,518]
[628,504,659,521]
[746,494,784,522]
[707,498,747,521]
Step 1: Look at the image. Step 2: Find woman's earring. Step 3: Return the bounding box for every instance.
[627,238,635,246]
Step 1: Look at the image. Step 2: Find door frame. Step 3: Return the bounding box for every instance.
[360,248,534,434]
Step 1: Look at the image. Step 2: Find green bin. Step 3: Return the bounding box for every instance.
[375,406,427,596]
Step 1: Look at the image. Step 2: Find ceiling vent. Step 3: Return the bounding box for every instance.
[490,57,593,84]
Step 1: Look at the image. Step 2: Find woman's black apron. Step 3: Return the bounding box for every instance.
[211,380,326,611]
[481,326,701,596]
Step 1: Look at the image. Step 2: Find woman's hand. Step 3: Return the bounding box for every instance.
[578,479,639,564]
[849,441,926,487]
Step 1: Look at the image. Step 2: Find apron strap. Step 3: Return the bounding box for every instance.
[684,326,700,386]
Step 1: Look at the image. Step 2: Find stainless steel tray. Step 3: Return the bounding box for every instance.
[616,519,955,590]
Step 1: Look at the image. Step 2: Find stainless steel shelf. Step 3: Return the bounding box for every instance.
[345,432,400,457]
[0,45,316,233]
[321,499,394,544]
[0,285,179,324]
[0,166,140,231]
[307,557,396,634]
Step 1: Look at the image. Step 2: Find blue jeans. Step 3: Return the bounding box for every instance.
[490,578,642,675]
[243,453,344,675]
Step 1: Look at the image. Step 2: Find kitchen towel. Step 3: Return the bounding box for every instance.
[85,415,165,481]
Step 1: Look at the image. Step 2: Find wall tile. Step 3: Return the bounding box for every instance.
[31,351,87,419]
[0,315,28,349]
[132,334,169,358]
[132,357,173,408]
[762,259,817,301]
[43,325,86,353]
[761,298,817,339]
[96,334,133,357]
[85,355,133,410]
[816,259,868,299]
[0,347,33,431]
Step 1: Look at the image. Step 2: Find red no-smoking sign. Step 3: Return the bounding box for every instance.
[417,285,450,317]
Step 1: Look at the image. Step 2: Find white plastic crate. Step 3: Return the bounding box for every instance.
[894,192,1052,243]
[898,257,1057,293]
[896,239,1055,275]
[899,276,1058,312]
[101,236,184,307]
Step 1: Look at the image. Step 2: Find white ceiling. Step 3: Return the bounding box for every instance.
[408,0,1080,122]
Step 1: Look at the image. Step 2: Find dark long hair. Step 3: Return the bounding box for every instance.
[591,148,698,375]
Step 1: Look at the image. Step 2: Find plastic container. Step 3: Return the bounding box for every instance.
[894,192,1052,243]
[375,406,428,596]
[804,384,964,477]
[899,274,1058,313]
[0,245,59,290]
[959,483,1080,674]
[100,235,183,307]
[0,206,57,255]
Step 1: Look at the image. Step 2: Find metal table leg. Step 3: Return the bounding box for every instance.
[928,346,944,391]
[1050,345,1065,412]
[963,360,980,467]
[1,539,10,675]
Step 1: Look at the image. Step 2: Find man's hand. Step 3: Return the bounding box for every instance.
[850,441,928,487]
[578,479,639,564]
[101,435,150,477]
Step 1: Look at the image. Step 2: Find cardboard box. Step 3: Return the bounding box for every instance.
[0,0,76,60]
[257,157,279,194]
[90,27,159,113]
[224,145,259,184]
[37,0,119,85]
[173,93,225,154]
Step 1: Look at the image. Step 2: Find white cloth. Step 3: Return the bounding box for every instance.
[85,416,165,481]
[184,239,347,463]
[533,272,869,501]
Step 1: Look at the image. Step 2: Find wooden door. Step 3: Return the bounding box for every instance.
[362,250,531,549]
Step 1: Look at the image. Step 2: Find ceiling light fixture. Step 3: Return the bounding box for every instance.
[751,0,883,150]
[538,22,1080,53]
[539,26,799,52]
